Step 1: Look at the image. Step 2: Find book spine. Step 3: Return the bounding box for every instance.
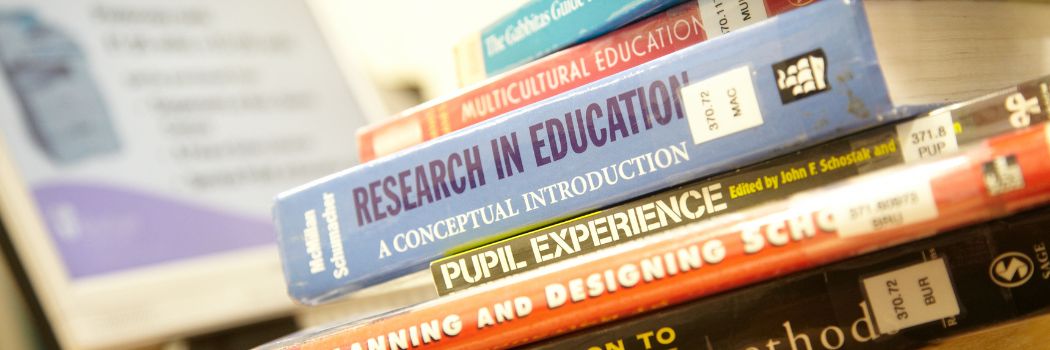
[277,0,899,304]
[525,205,1050,350]
[452,0,684,86]
[429,76,1050,295]
[359,0,807,162]
[268,123,1050,350]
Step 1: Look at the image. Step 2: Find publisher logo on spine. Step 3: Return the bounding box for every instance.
[1004,91,1041,128]
[989,252,1034,288]
[982,154,1025,196]
[773,49,829,104]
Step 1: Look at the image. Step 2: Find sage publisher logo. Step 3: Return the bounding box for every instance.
[773,48,829,104]
[990,252,1034,288]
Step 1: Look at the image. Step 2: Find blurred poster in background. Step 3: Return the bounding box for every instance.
[0,1,383,349]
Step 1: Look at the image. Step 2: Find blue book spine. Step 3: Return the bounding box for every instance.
[455,0,682,83]
[276,0,905,305]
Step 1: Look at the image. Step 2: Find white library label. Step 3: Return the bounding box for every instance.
[681,66,763,145]
[863,258,960,334]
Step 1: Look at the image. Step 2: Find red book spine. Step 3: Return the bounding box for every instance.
[356,0,805,162]
[285,125,1050,350]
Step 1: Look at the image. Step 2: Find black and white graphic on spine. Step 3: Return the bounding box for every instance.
[982,155,1025,196]
[773,49,829,104]
[989,252,1034,288]
[1005,91,1040,128]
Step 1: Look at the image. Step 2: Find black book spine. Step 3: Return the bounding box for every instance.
[522,206,1050,350]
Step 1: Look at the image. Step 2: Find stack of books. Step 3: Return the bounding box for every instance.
[259,0,1050,349]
